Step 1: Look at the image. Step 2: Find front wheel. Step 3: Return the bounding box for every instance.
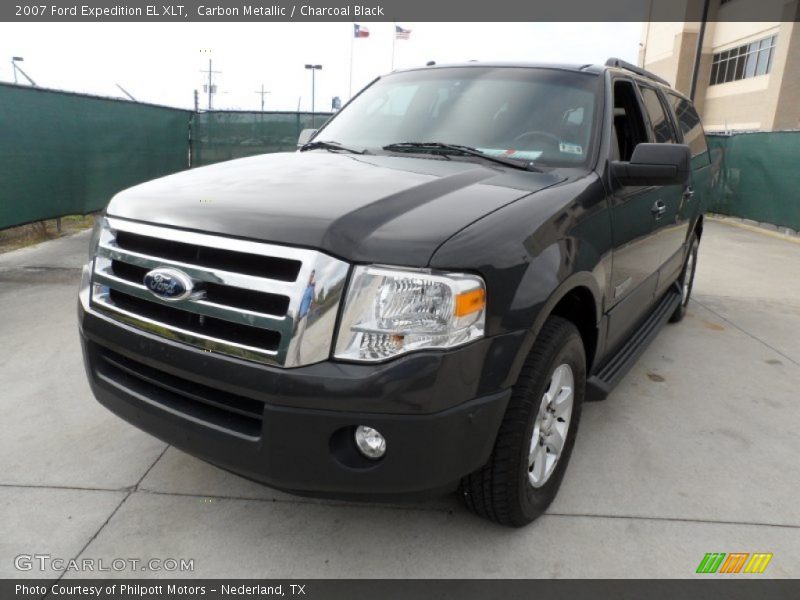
[670,235,699,323]
[460,316,585,526]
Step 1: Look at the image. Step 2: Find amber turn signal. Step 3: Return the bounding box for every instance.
[455,288,486,317]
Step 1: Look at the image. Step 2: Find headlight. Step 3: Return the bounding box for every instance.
[334,266,486,362]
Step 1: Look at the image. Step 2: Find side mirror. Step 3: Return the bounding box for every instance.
[297,128,317,148]
[611,143,691,187]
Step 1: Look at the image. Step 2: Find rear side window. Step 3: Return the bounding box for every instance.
[666,93,710,163]
[639,86,676,144]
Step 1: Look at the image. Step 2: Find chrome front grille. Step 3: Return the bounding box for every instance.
[90,217,350,367]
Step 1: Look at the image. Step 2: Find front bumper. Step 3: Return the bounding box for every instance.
[78,272,522,499]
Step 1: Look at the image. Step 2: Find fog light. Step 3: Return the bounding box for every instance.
[354,426,386,459]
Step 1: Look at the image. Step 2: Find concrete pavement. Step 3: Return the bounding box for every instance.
[1,219,799,579]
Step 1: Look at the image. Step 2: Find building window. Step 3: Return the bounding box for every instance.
[709,35,777,86]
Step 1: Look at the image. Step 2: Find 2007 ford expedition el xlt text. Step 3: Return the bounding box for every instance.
[79,59,710,526]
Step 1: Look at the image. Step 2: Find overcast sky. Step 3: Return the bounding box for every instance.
[0,22,641,111]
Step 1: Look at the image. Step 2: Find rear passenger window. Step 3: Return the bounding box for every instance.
[666,93,710,163]
[639,87,676,144]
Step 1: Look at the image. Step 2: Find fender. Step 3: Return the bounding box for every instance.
[502,271,603,389]
[428,175,612,389]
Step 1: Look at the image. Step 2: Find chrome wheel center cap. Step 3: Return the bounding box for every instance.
[541,412,555,433]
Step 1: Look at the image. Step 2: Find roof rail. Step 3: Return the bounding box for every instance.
[605,57,671,87]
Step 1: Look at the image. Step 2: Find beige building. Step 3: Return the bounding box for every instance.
[639,0,800,131]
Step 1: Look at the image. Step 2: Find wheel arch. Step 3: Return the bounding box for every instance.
[505,273,603,387]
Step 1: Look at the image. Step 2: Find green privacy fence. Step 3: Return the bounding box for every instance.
[0,83,192,229]
[0,82,332,229]
[190,111,332,167]
[707,131,800,231]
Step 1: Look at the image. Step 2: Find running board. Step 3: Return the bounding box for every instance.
[586,286,681,402]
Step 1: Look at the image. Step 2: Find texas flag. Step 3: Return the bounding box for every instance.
[354,24,370,38]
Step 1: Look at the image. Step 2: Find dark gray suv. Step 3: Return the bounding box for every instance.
[79,58,709,526]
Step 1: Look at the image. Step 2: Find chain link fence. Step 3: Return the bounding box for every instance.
[191,111,331,167]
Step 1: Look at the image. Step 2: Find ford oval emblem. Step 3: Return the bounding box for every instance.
[143,268,194,302]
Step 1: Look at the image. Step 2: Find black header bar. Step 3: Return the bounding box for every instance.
[5,579,800,600]
[3,0,797,23]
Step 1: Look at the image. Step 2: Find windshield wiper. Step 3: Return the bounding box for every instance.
[299,140,367,154]
[382,142,540,171]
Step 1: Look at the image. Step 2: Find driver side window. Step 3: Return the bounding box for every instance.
[612,80,648,161]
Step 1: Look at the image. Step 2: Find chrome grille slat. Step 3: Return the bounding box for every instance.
[91,294,280,362]
[96,241,299,297]
[106,217,311,263]
[94,262,293,336]
[90,217,350,367]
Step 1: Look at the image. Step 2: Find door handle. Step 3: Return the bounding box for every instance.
[651,200,667,219]
[683,186,695,200]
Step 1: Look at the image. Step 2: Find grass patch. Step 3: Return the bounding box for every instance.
[0,214,98,254]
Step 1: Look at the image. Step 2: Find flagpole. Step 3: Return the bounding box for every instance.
[349,24,354,99]
[391,23,396,70]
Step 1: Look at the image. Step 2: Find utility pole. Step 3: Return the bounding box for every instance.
[201,59,221,110]
[193,89,199,112]
[255,84,271,111]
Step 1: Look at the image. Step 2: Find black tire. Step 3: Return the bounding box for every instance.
[669,235,700,323]
[460,316,585,527]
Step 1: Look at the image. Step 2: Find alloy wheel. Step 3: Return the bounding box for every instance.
[528,363,574,488]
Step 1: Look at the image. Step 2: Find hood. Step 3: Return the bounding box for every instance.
[107,151,566,265]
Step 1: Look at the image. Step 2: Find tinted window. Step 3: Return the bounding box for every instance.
[666,93,709,163]
[639,86,675,144]
[612,80,648,161]
[317,67,601,167]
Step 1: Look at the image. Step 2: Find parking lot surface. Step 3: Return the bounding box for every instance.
[1,218,799,578]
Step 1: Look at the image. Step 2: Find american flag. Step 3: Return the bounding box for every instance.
[395,25,411,40]
[354,24,370,38]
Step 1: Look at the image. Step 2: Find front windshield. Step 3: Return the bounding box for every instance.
[317,67,601,168]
